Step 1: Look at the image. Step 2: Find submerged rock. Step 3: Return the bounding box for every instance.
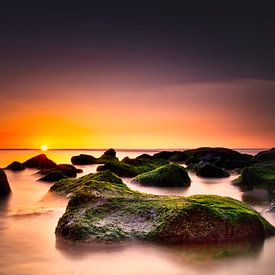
[0,169,11,196]
[235,161,275,191]
[6,161,25,171]
[133,164,191,187]
[51,171,274,244]
[71,149,118,165]
[39,171,67,182]
[23,154,57,169]
[194,163,230,178]
[97,158,168,177]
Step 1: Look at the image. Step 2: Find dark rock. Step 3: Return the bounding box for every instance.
[251,148,275,163]
[71,154,97,165]
[39,171,67,182]
[184,147,252,169]
[6,161,25,171]
[235,161,275,191]
[71,149,118,165]
[51,171,275,243]
[153,151,183,160]
[185,157,201,166]
[23,154,57,169]
[136,154,153,160]
[97,158,168,177]
[0,169,11,196]
[169,152,189,163]
[40,164,79,178]
[133,164,191,187]
[195,163,230,178]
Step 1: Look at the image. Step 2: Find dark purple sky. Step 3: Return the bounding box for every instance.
[0,1,274,148]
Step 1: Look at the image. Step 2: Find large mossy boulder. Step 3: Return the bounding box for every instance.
[133,164,191,187]
[6,161,25,171]
[235,161,275,191]
[97,158,168,177]
[23,154,57,169]
[184,147,252,169]
[50,171,274,244]
[71,149,118,165]
[0,169,11,197]
[194,163,230,178]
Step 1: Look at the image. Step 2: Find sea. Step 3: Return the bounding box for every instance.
[0,149,274,275]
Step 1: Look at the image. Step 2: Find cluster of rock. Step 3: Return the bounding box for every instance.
[4,154,82,182]
[3,146,275,245]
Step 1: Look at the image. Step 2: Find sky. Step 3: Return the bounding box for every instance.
[0,1,274,149]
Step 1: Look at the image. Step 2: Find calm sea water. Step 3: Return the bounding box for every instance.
[0,149,274,275]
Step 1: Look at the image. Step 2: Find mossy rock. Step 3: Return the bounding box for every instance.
[51,171,274,244]
[133,164,191,187]
[71,149,118,165]
[97,158,168,177]
[23,154,57,169]
[235,161,275,191]
[5,161,25,171]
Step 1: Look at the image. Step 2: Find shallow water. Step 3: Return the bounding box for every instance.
[0,149,274,275]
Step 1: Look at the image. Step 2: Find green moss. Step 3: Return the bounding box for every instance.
[52,172,274,243]
[235,161,275,191]
[133,164,191,187]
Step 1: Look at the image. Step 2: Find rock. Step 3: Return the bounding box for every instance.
[71,154,97,165]
[39,171,67,182]
[185,157,201,166]
[153,151,183,160]
[133,164,191,187]
[97,158,168,177]
[50,171,274,243]
[169,153,188,163]
[136,154,153,160]
[235,161,275,191]
[251,148,275,163]
[184,147,252,169]
[195,163,230,178]
[6,161,25,171]
[23,154,57,169]
[0,169,11,197]
[40,164,80,178]
[71,149,118,165]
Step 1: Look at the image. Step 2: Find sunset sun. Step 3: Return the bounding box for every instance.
[41,145,48,152]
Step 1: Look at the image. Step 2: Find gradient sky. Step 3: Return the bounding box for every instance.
[0,1,274,149]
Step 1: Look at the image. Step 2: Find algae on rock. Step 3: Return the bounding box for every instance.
[51,171,274,244]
